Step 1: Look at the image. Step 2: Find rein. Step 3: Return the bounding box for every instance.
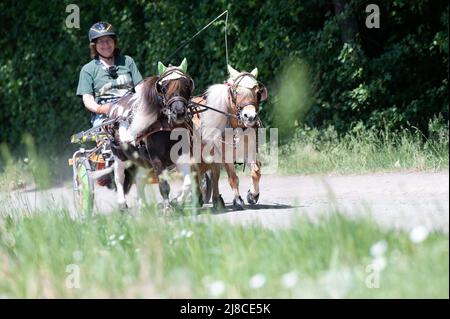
[189,99,239,120]
[189,74,266,126]
[163,11,229,69]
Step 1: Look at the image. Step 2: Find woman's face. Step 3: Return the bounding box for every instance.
[95,36,115,58]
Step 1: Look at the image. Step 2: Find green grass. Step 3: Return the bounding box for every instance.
[0,207,447,298]
[279,121,449,174]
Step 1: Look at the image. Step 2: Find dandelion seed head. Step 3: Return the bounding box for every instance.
[410,226,429,244]
[249,274,266,289]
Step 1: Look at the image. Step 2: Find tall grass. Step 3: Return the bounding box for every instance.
[0,207,447,298]
[279,119,449,174]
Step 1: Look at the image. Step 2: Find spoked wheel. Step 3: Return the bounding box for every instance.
[201,171,212,204]
[73,157,94,215]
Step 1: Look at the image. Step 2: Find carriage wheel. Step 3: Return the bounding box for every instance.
[201,171,212,204]
[73,158,94,215]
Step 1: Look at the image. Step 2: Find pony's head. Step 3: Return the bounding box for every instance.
[157,58,194,125]
[227,64,268,127]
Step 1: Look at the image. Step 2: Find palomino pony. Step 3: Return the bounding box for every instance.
[103,59,200,212]
[192,64,268,210]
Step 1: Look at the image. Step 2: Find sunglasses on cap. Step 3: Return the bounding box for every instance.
[108,65,118,79]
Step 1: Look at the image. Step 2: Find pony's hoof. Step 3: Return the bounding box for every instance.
[163,205,176,216]
[233,196,245,210]
[158,201,176,216]
[192,194,204,208]
[118,202,128,212]
[170,199,185,212]
[212,195,225,211]
[247,190,259,205]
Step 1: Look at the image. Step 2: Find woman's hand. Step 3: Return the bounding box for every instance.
[82,94,110,115]
[96,103,111,115]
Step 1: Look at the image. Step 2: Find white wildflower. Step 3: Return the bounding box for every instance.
[180,229,193,238]
[249,274,266,289]
[409,226,429,244]
[207,280,225,297]
[73,250,83,262]
[370,240,388,258]
[280,271,298,289]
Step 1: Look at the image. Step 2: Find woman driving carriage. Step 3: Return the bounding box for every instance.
[76,21,143,127]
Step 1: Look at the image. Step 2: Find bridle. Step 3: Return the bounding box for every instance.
[156,68,195,123]
[228,72,267,125]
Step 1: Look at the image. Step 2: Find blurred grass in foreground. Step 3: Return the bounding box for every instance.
[0,206,447,298]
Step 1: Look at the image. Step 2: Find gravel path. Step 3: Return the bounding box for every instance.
[2,171,448,232]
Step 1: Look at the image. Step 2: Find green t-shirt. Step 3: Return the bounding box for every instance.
[76,54,143,104]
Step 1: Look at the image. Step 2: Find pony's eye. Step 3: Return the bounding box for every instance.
[257,88,264,100]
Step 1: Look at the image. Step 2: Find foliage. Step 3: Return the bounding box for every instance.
[279,117,449,174]
[0,0,448,156]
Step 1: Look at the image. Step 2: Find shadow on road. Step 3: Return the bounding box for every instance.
[201,202,301,215]
[168,202,299,217]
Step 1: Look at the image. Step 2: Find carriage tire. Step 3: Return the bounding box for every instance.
[201,171,212,204]
[73,158,94,215]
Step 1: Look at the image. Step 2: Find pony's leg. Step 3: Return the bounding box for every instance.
[158,174,172,215]
[224,162,244,210]
[192,164,204,207]
[210,163,225,210]
[135,166,148,208]
[243,131,260,205]
[247,161,261,205]
[152,158,172,215]
[113,157,128,211]
[175,152,192,205]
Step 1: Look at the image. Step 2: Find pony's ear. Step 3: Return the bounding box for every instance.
[179,58,188,73]
[227,64,240,79]
[250,67,258,78]
[158,61,167,75]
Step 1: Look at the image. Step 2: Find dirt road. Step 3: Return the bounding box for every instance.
[2,171,448,232]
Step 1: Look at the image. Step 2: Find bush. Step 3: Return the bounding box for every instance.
[0,0,447,156]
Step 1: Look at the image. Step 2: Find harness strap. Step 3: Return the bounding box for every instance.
[188,100,239,119]
[134,118,172,145]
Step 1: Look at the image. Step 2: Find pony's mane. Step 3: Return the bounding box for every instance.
[200,83,235,144]
[205,84,229,113]
[127,76,161,138]
[130,77,162,112]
